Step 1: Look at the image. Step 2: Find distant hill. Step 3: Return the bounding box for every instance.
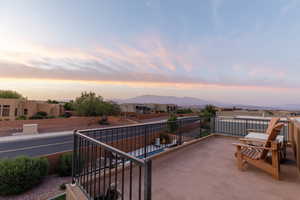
[114,95,300,111]
[115,95,220,107]
[273,104,300,111]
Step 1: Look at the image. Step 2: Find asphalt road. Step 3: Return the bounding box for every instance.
[0,116,196,158]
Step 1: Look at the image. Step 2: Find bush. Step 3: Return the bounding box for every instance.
[29,111,48,119]
[0,156,49,195]
[177,108,193,114]
[167,114,178,133]
[57,152,73,177]
[16,115,27,120]
[0,90,23,99]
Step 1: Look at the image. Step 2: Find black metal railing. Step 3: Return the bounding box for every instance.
[212,116,289,141]
[72,132,152,200]
[78,116,200,159]
[72,116,200,200]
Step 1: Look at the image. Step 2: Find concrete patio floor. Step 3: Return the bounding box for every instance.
[150,135,300,200]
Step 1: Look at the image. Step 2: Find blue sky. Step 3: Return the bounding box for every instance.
[0,0,299,105]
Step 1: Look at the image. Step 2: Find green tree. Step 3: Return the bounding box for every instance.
[73,92,121,116]
[63,101,75,111]
[47,99,59,104]
[0,90,23,99]
[200,104,217,122]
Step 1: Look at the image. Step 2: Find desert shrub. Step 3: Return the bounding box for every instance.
[29,111,48,119]
[0,90,23,99]
[167,114,178,133]
[176,108,193,114]
[57,152,73,177]
[0,156,49,195]
[16,115,27,120]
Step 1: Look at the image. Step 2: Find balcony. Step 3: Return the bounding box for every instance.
[68,116,300,200]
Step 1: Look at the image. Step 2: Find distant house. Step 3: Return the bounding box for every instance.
[0,98,64,120]
[120,103,177,114]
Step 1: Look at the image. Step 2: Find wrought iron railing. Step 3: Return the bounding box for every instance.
[212,116,289,141]
[72,116,200,200]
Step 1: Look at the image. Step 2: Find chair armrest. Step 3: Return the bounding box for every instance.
[232,143,276,150]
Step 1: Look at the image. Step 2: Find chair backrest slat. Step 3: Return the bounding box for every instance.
[266,118,280,135]
[260,123,284,159]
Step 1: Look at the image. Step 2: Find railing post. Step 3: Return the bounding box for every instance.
[210,117,215,133]
[72,130,78,185]
[144,125,148,158]
[178,119,183,145]
[144,159,152,200]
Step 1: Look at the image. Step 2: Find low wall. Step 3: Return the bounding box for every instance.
[0,116,124,136]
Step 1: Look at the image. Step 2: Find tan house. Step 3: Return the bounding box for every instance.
[0,98,63,120]
[120,103,177,114]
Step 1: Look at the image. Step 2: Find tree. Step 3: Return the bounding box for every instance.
[200,104,217,122]
[47,99,59,104]
[63,101,75,111]
[73,92,121,116]
[0,90,23,99]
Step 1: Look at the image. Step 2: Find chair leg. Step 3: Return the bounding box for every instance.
[272,147,280,180]
[236,147,244,170]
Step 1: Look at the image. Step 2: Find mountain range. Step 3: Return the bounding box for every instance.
[114,95,300,111]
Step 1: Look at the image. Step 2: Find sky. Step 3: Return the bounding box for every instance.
[0,0,300,106]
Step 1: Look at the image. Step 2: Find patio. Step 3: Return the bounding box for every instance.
[68,117,300,200]
[149,135,300,200]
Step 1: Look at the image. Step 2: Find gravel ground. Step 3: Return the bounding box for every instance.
[0,175,71,200]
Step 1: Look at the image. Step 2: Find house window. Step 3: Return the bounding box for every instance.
[24,109,28,115]
[15,108,18,116]
[2,105,10,117]
[0,105,2,116]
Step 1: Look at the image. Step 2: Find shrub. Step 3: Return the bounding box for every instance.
[167,114,178,133]
[29,111,48,119]
[0,90,23,99]
[0,156,49,195]
[57,152,73,177]
[16,115,27,120]
[177,108,193,114]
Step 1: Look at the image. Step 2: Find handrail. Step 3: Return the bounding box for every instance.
[78,116,200,133]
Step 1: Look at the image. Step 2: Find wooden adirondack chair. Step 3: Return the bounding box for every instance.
[234,123,284,179]
[241,117,286,160]
[246,117,280,134]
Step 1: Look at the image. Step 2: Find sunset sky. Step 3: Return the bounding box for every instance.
[0,0,300,105]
